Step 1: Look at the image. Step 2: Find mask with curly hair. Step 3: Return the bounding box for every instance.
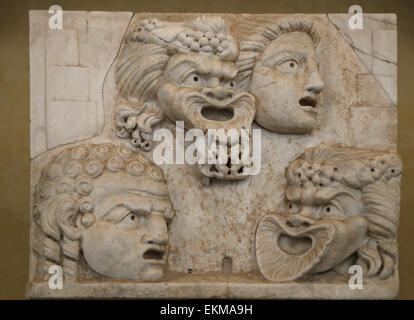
[32,143,174,282]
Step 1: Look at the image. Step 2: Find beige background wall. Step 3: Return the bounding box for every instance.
[0,0,413,299]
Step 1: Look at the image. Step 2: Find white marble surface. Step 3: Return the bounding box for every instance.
[28,12,400,299]
[328,13,397,104]
[30,11,132,157]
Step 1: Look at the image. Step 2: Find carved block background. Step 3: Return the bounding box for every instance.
[29,11,132,157]
[28,11,400,299]
[328,14,397,104]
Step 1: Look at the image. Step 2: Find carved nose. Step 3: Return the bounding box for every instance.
[287,213,315,228]
[298,207,314,217]
[305,72,324,94]
[202,87,234,101]
[142,215,168,245]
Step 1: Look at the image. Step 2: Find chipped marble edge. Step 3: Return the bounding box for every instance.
[26,278,399,299]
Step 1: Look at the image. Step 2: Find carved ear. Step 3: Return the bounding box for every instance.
[54,196,82,241]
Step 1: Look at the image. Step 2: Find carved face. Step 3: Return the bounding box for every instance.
[157,53,256,179]
[255,183,368,282]
[81,171,173,281]
[286,185,364,222]
[249,32,324,134]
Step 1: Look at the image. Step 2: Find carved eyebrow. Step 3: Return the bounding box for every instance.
[327,198,344,212]
[170,62,197,83]
[128,189,169,199]
[104,205,131,223]
[166,59,210,83]
[331,192,364,213]
[262,50,305,67]
[100,194,152,220]
[314,189,359,205]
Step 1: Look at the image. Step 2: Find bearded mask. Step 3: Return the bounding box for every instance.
[157,76,256,180]
[114,16,257,180]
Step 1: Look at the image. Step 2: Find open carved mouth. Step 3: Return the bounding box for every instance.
[278,234,313,255]
[143,248,165,261]
[299,96,318,109]
[255,214,368,281]
[201,106,234,122]
[182,91,256,180]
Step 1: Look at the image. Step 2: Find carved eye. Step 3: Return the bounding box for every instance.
[183,73,206,88]
[222,80,235,88]
[118,212,146,228]
[319,203,343,218]
[107,205,146,228]
[287,203,301,214]
[277,59,300,75]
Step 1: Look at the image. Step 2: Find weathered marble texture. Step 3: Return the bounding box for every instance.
[328,14,397,105]
[28,12,400,299]
[30,11,132,157]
